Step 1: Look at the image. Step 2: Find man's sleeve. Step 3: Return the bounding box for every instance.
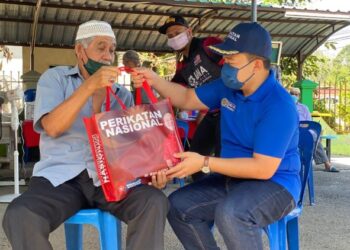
[195,78,224,111]
[203,37,224,65]
[33,69,65,133]
[254,103,299,158]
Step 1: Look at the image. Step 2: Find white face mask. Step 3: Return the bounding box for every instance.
[167,31,190,51]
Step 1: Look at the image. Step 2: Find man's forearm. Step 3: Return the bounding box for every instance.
[152,77,206,110]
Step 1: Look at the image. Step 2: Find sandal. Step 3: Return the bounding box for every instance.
[324,166,340,172]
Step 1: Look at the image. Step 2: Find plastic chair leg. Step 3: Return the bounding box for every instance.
[307,167,315,205]
[64,223,83,250]
[100,211,121,250]
[287,217,299,250]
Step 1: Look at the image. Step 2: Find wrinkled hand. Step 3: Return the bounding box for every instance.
[166,152,204,179]
[130,67,160,88]
[85,66,121,92]
[146,169,168,189]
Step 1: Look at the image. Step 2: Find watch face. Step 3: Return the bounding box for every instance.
[201,166,210,174]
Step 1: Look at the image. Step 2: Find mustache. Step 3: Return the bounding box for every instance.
[100,60,112,65]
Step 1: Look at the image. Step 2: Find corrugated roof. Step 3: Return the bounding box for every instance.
[0,0,349,61]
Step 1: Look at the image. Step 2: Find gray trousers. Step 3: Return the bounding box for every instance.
[313,141,329,165]
[2,170,169,250]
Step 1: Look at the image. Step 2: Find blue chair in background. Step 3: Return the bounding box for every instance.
[176,119,189,148]
[266,124,316,250]
[299,120,322,205]
[174,119,190,187]
[64,209,122,250]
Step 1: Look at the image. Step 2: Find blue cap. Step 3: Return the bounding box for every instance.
[209,22,272,59]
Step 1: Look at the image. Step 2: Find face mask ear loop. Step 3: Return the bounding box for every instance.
[237,59,256,85]
[80,47,89,65]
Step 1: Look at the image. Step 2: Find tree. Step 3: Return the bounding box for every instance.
[280,53,328,87]
[333,44,350,67]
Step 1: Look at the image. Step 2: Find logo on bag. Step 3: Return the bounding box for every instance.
[92,134,110,183]
[126,178,142,189]
[99,110,165,138]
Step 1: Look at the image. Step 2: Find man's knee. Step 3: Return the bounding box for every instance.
[3,199,50,232]
[3,201,25,231]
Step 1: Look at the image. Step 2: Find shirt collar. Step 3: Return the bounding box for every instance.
[65,65,81,76]
[235,70,276,102]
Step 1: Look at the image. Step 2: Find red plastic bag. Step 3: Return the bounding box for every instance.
[84,72,183,202]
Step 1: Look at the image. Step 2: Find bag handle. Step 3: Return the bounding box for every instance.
[135,81,158,105]
[105,66,157,111]
[119,66,158,105]
[105,86,127,111]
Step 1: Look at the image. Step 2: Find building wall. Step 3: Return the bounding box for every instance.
[22,47,76,74]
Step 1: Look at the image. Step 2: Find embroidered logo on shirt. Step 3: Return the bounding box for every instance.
[221,98,236,111]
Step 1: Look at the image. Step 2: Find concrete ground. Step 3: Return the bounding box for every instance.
[0,157,349,250]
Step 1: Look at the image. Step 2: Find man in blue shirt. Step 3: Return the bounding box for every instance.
[2,20,169,250]
[132,22,300,249]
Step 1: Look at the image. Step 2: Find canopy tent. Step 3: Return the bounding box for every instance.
[0,0,349,63]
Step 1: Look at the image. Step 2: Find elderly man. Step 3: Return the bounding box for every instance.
[2,20,169,250]
[290,87,339,172]
[132,22,300,249]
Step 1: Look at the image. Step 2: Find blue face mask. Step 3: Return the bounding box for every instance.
[221,61,255,90]
[291,95,298,104]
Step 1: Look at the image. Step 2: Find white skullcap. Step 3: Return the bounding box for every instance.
[76,20,115,41]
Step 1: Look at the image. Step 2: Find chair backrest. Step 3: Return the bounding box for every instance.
[299,121,322,150]
[297,125,316,206]
[176,119,189,147]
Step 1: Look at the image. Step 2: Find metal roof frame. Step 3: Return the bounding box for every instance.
[0,0,349,63]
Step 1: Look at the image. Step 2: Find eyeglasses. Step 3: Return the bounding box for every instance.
[290,92,300,96]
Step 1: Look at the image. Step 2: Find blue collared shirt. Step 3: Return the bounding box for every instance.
[33,65,133,187]
[296,102,312,121]
[195,70,301,202]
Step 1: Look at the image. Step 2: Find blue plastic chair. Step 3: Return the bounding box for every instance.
[266,125,316,250]
[64,209,122,250]
[176,119,189,148]
[299,120,321,205]
[174,119,190,187]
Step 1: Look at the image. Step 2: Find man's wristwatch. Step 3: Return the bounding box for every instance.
[201,156,211,174]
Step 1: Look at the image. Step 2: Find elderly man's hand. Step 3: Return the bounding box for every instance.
[85,66,121,92]
[130,67,160,88]
[146,169,168,189]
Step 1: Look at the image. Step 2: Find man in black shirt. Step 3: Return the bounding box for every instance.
[159,15,223,181]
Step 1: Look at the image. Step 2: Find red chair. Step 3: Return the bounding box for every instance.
[22,120,40,163]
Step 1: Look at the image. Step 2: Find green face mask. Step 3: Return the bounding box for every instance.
[84,58,109,75]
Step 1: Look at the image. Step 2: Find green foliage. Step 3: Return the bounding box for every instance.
[139,52,176,77]
[334,44,350,67]
[262,0,310,5]
[281,43,350,134]
[280,54,328,88]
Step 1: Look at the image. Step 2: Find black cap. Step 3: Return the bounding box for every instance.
[158,15,189,34]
